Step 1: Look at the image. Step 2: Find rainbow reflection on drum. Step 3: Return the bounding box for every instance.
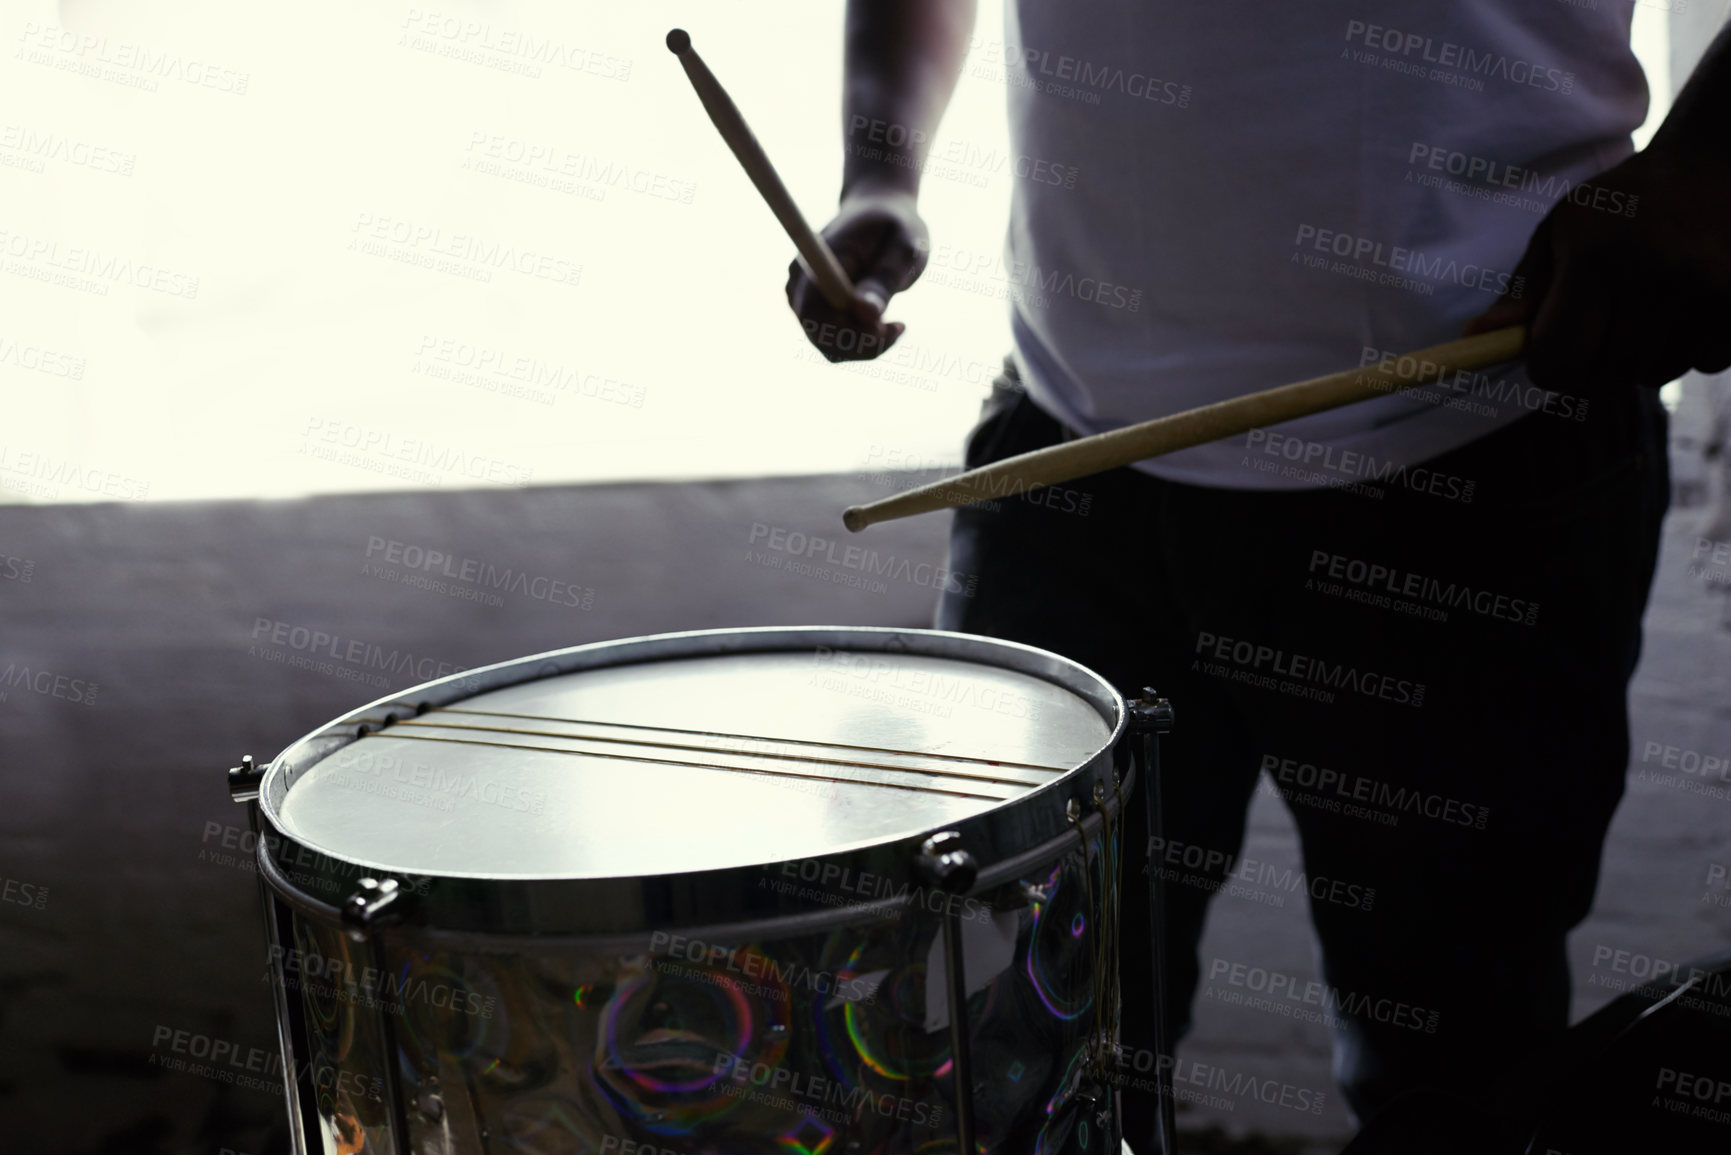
[241,627,1129,1154]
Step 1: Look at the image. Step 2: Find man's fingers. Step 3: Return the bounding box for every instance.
[1624,286,1707,389]
[786,256,814,312]
[1697,330,1731,376]
[852,277,890,322]
[1467,216,1555,337]
[849,228,927,322]
[1634,344,1697,392]
[1526,248,1612,390]
[787,257,908,361]
[1463,296,1527,338]
[785,201,927,362]
[787,257,895,362]
[1592,291,1656,392]
[1462,259,1532,337]
[1679,291,1731,377]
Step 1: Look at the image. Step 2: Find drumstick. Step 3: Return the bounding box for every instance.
[842,324,1527,532]
[667,28,859,311]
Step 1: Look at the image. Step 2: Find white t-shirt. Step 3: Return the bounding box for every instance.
[994,0,1649,489]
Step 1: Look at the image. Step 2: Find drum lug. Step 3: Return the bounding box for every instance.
[1125,687,1179,1155]
[917,831,980,1155]
[916,829,978,893]
[1069,1083,1113,1137]
[227,754,264,803]
[1127,690,1174,734]
[341,877,403,940]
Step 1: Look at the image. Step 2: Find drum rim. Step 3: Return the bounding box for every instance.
[255,774,1132,951]
[254,625,1127,935]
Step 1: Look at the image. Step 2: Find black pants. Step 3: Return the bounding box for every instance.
[934,359,1669,1141]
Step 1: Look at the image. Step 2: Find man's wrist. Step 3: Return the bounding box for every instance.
[840,166,920,205]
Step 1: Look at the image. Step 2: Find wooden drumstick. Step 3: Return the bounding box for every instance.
[667,28,859,311]
[841,324,1528,532]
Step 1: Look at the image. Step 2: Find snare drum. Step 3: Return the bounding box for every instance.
[228,627,1146,1155]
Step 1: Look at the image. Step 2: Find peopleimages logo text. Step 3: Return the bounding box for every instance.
[649,932,877,1003]
[1359,345,1589,423]
[1148,836,1375,910]
[1343,21,1574,93]
[712,1055,944,1128]
[1195,630,1424,708]
[1207,958,1439,1033]
[364,536,594,608]
[1263,754,1489,829]
[1244,429,1475,503]
[1308,549,1538,626]
[749,523,977,597]
[1406,145,1636,217]
[1294,225,1518,296]
[249,618,468,684]
[268,944,496,1017]
[769,853,996,921]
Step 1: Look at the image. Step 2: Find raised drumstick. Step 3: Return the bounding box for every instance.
[667,28,860,311]
[841,325,1528,532]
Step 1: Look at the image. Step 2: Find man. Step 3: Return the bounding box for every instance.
[786,0,1731,1147]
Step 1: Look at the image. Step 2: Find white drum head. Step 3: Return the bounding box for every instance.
[274,648,1113,880]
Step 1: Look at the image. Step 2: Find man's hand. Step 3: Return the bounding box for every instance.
[1467,145,1731,394]
[786,185,929,362]
[788,0,971,362]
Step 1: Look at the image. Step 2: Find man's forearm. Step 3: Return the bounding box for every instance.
[841,0,978,200]
[1652,19,1731,161]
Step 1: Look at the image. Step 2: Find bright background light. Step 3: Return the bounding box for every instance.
[0,0,1676,503]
